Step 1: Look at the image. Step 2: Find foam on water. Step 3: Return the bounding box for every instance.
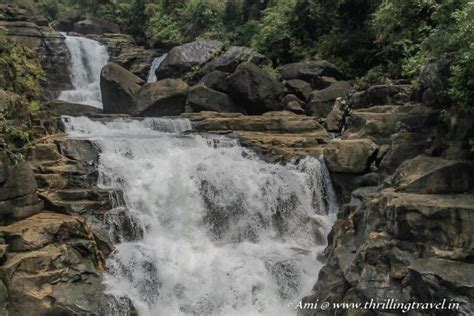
[63,116,337,316]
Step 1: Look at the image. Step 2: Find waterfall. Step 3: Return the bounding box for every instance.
[147,53,168,82]
[58,33,109,108]
[63,116,337,316]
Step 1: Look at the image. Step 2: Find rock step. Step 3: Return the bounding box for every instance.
[56,188,109,201]
[38,192,110,215]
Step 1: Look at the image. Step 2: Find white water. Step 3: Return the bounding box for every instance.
[63,116,337,316]
[147,53,168,82]
[58,33,109,108]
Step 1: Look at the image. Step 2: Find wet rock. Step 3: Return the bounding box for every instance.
[229,62,284,114]
[56,138,99,162]
[133,79,188,116]
[306,81,352,118]
[350,84,413,108]
[392,155,474,194]
[155,40,224,80]
[281,60,344,81]
[323,139,378,173]
[199,70,230,93]
[201,46,270,74]
[73,17,120,35]
[187,85,242,113]
[101,62,144,114]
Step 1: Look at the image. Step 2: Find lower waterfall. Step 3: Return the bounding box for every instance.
[58,34,109,108]
[63,116,337,316]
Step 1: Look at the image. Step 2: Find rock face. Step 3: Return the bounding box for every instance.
[187,85,241,113]
[155,40,224,80]
[133,79,188,116]
[392,155,474,194]
[0,4,72,99]
[0,213,111,315]
[101,62,144,114]
[326,98,349,132]
[73,17,120,35]
[306,81,352,117]
[323,139,378,173]
[229,62,284,114]
[201,46,270,74]
[303,189,474,316]
[285,79,312,102]
[281,60,344,82]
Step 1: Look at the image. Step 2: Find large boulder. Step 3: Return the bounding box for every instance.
[200,46,270,74]
[44,99,102,116]
[350,84,414,108]
[133,79,188,116]
[420,54,454,107]
[0,150,43,224]
[392,155,474,194]
[155,40,224,80]
[305,81,352,118]
[285,79,312,102]
[323,139,378,173]
[281,60,344,82]
[51,10,84,32]
[73,17,120,35]
[100,63,144,114]
[199,70,230,93]
[187,85,242,113]
[229,62,284,114]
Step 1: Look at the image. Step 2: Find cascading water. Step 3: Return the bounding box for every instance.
[58,33,109,108]
[147,53,168,82]
[62,116,337,316]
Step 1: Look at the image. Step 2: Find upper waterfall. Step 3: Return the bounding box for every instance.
[58,33,109,108]
[147,53,168,82]
[63,116,337,316]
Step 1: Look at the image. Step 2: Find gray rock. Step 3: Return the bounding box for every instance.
[187,85,242,113]
[323,139,378,174]
[420,54,454,107]
[285,79,312,102]
[201,46,270,74]
[133,79,188,116]
[44,99,102,116]
[281,60,344,81]
[155,40,224,80]
[306,81,352,118]
[199,70,230,93]
[73,17,120,35]
[100,62,144,114]
[392,155,474,194]
[350,84,414,108]
[326,97,349,132]
[229,62,284,114]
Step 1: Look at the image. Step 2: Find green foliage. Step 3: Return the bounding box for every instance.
[448,2,474,112]
[0,33,44,101]
[148,12,184,47]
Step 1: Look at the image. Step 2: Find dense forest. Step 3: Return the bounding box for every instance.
[5,0,473,113]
